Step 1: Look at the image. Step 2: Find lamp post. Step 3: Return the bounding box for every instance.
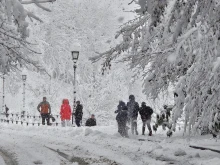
[2,73,5,113]
[71,51,79,125]
[22,74,27,117]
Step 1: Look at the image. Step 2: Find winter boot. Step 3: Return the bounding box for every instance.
[142,127,145,135]
[149,130,152,136]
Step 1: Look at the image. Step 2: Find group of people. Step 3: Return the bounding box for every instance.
[115,95,154,138]
[37,97,96,127]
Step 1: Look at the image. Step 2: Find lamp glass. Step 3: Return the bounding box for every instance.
[22,75,27,81]
[71,51,79,62]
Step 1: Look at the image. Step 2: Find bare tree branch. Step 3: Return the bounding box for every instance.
[128,0,135,5]
[21,0,56,4]
[26,11,43,22]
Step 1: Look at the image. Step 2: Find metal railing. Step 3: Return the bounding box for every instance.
[0,113,87,127]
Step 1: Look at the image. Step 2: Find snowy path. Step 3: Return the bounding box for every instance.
[0,124,220,165]
[0,148,17,165]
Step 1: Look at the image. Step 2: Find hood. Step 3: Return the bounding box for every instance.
[62,99,69,105]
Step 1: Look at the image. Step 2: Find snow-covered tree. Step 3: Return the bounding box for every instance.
[4,0,142,125]
[0,0,55,74]
[92,0,220,134]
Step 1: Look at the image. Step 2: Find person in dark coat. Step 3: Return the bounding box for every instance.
[139,102,153,136]
[74,101,83,127]
[116,106,129,138]
[127,95,139,135]
[115,100,126,133]
[5,105,9,118]
[85,114,96,127]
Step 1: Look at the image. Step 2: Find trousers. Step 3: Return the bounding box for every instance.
[75,119,81,127]
[118,121,129,137]
[41,113,50,125]
[61,120,71,127]
[131,118,138,135]
[142,118,152,133]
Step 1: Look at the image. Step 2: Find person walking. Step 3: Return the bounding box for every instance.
[127,95,139,135]
[5,105,9,118]
[74,101,83,127]
[116,106,129,138]
[85,114,96,127]
[60,99,72,127]
[37,97,51,125]
[139,102,153,136]
[115,100,126,132]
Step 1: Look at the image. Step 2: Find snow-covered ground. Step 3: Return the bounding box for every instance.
[0,123,220,165]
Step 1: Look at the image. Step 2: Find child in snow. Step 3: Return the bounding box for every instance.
[85,114,97,127]
[60,99,72,127]
[153,105,173,137]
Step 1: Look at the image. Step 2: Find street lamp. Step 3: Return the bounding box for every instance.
[71,51,79,125]
[22,74,27,117]
[72,51,79,62]
[2,73,5,113]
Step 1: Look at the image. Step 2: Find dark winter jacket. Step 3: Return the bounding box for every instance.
[139,105,153,121]
[115,101,126,113]
[127,100,139,119]
[85,118,96,127]
[74,104,83,120]
[5,105,9,113]
[116,110,128,124]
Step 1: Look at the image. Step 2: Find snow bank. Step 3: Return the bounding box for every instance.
[174,148,187,156]
[0,124,220,165]
[200,158,220,165]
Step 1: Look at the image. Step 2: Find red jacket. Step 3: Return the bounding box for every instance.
[60,99,72,121]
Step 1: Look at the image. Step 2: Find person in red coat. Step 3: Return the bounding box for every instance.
[60,99,72,127]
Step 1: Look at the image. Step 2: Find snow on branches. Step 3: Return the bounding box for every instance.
[92,0,220,134]
[0,0,55,74]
